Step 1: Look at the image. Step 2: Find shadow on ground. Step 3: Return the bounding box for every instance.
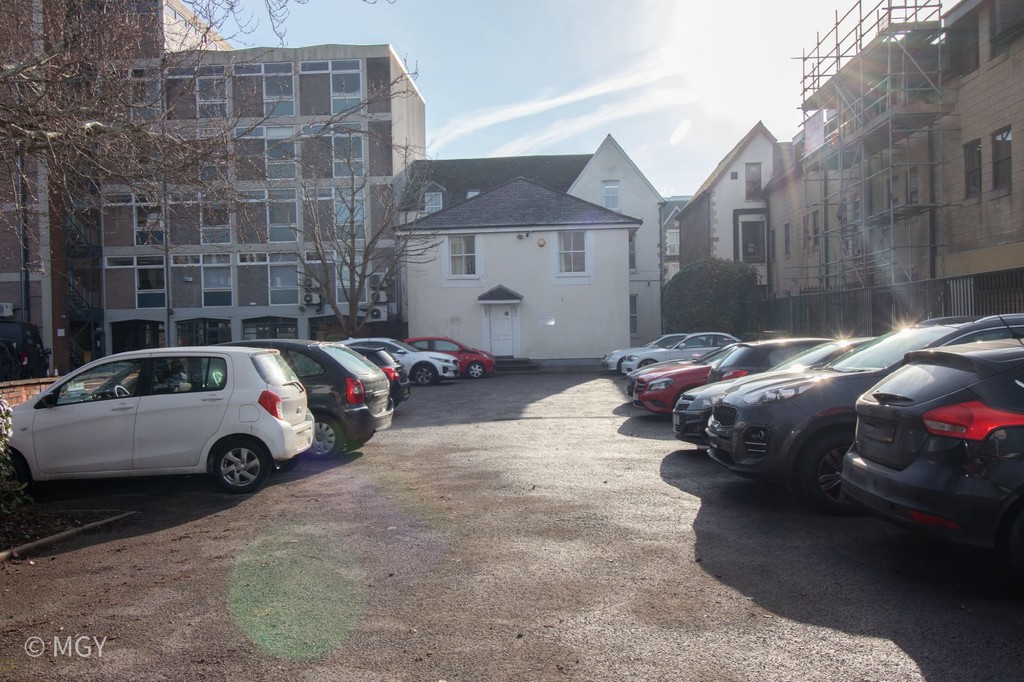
[659,448,1024,680]
[20,450,362,556]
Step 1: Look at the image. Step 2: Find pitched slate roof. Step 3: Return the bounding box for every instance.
[407,177,642,231]
[477,285,523,302]
[406,155,592,204]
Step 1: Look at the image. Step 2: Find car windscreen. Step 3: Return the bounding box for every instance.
[323,343,383,374]
[772,341,842,371]
[708,345,750,369]
[695,344,737,365]
[827,326,954,372]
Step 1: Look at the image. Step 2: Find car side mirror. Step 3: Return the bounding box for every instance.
[36,393,58,409]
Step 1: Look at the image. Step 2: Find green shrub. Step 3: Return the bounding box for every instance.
[0,398,29,513]
[663,257,759,337]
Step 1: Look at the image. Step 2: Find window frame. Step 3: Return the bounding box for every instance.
[745,162,763,200]
[558,230,587,275]
[449,235,477,278]
[602,181,620,210]
[993,127,1012,190]
[964,138,982,199]
[201,254,232,307]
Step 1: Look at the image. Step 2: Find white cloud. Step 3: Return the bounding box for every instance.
[432,45,689,151]
[488,88,693,157]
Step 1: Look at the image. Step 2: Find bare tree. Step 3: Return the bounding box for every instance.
[296,126,438,337]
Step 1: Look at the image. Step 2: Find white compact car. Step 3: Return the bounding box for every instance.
[6,346,314,494]
[601,333,690,372]
[341,337,459,386]
[620,332,740,374]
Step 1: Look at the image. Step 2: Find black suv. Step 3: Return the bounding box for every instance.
[224,339,393,458]
[705,315,1024,514]
[843,340,1024,579]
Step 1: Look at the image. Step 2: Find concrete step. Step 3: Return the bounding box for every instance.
[494,357,541,373]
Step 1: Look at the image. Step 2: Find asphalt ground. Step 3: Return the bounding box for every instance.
[1,371,1023,680]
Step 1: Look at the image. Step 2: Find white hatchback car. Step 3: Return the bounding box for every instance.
[341,337,459,386]
[7,346,314,494]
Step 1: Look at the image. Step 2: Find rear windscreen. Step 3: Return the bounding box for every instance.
[868,362,977,403]
[252,351,300,386]
[322,344,383,374]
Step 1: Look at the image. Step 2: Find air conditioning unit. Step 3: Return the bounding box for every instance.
[0,302,12,318]
[368,304,388,321]
[302,292,321,306]
[370,290,388,303]
[367,273,385,289]
[303,278,316,290]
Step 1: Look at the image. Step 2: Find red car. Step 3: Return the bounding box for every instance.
[405,336,496,379]
[631,361,715,415]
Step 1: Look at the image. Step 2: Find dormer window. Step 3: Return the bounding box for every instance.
[424,191,442,214]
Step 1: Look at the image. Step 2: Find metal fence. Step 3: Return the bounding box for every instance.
[760,267,1024,337]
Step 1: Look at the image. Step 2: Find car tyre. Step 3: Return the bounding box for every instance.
[638,359,656,368]
[211,439,272,494]
[466,361,486,379]
[306,415,348,459]
[5,450,32,488]
[795,431,862,516]
[411,362,438,386]
[1002,510,1024,586]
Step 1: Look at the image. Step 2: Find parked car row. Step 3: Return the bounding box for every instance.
[3,331,501,496]
[643,314,1024,579]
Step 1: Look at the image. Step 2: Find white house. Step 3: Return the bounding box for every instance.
[677,121,777,290]
[566,135,665,343]
[397,136,665,351]
[401,178,641,360]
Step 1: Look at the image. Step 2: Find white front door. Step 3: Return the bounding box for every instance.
[488,305,515,356]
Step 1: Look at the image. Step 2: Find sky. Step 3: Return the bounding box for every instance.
[233,0,848,198]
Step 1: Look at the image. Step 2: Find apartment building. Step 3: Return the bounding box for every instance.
[2,1,425,371]
[100,43,424,354]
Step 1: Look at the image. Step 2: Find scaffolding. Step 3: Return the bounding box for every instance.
[799,0,950,295]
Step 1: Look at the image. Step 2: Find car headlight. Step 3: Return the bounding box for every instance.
[742,380,817,405]
[647,377,674,392]
[625,355,638,362]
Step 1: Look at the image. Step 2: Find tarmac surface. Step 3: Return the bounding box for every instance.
[2,370,1023,680]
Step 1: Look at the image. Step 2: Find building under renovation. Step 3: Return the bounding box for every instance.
[766,0,1024,334]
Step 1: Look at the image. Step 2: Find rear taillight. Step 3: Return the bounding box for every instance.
[922,401,1024,441]
[909,510,964,531]
[258,390,283,419]
[722,369,750,380]
[381,366,397,381]
[346,377,365,404]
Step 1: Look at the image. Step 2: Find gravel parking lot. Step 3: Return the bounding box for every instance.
[2,371,1023,680]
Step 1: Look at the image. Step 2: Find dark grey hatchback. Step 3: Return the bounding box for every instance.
[224,339,393,458]
[705,315,1024,514]
[843,340,1024,578]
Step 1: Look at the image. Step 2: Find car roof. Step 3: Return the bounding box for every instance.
[905,338,1024,367]
[96,345,281,363]
[732,337,829,348]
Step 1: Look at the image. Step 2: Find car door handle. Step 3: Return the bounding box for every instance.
[110,404,135,412]
[201,395,225,402]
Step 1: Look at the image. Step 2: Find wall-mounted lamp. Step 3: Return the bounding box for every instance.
[516,233,524,240]
[537,238,546,247]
